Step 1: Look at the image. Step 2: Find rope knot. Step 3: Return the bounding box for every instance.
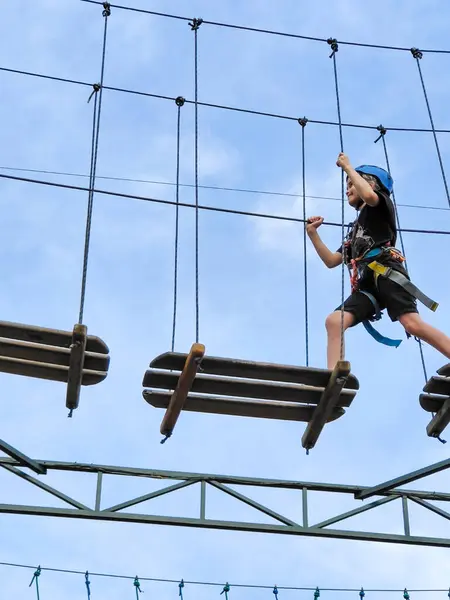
[221,583,230,599]
[314,587,320,599]
[359,588,365,599]
[87,83,101,103]
[102,2,111,17]
[410,47,423,59]
[374,124,387,143]
[403,589,410,599]
[273,585,279,599]
[298,117,308,127]
[189,18,203,30]
[134,576,143,594]
[179,580,185,599]
[175,96,186,107]
[327,38,338,58]
[85,571,91,599]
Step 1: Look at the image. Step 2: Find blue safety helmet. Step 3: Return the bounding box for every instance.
[355,165,393,194]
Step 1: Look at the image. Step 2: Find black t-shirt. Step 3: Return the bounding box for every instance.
[337,190,407,277]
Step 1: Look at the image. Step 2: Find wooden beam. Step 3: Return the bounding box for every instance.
[301,360,351,451]
[66,324,88,412]
[144,371,355,407]
[144,391,345,422]
[159,343,205,438]
[426,397,450,438]
[149,352,359,390]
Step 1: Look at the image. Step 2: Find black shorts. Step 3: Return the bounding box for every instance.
[335,273,418,325]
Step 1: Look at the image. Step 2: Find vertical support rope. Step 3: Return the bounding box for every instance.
[29,566,41,600]
[79,2,110,324]
[85,571,91,599]
[411,48,450,208]
[190,17,203,344]
[172,97,185,352]
[328,38,346,362]
[299,118,309,366]
[375,126,428,384]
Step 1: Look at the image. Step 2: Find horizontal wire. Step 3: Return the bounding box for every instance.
[3,65,450,133]
[0,165,449,213]
[80,0,450,55]
[0,560,447,592]
[1,171,449,235]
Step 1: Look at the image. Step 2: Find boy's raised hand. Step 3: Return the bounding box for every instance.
[336,152,351,170]
[306,216,324,234]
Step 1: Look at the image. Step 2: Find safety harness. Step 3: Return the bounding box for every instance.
[343,238,439,347]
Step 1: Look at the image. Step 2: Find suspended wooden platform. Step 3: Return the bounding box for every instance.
[420,363,450,439]
[142,344,359,450]
[0,320,110,412]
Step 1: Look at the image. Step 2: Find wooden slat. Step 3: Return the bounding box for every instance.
[0,320,109,354]
[66,324,87,412]
[0,338,109,370]
[0,356,107,385]
[143,390,346,423]
[301,360,351,451]
[159,343,205,437]
[144,370,355,407]
[437,363,450,377]
[423,376,450,397]
[149,352,359,390]
[426,398,450,438]
[420,393,449,413]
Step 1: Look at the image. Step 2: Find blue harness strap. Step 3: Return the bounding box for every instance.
[359,290,403,348]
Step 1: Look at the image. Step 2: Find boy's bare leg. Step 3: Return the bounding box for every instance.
[325,310,356,370]
[398,313,450,360]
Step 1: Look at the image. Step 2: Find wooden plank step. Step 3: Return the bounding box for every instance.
[420,393,449,413]
[0,321,109,354]
[143,370,355,407]
[423,376,450,397]
[301,360,351,451]
[149,352,359,390]
[0,356,107,385]
[143,390,346,423]
[437,363,450,377]
[0,338,110,371]
[426,397,450,438]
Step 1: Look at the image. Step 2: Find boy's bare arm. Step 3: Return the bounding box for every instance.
[306,217,342,268]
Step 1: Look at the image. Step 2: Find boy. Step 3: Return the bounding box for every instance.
[306,152,450,370]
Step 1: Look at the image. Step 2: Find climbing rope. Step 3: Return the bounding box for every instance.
[29,566,41,600]
[410,49,450,208]
[299,117,309,366]
[221,582,230,599]
[171,96,185,352]
[328,38,346,362]
[189,17,203,344]
[78,2,110,324]
[134,576,143,597]
[374,127,439,436]
[85,571,91,599]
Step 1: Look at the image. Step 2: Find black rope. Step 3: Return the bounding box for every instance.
[411,48,450,208]
[190,17,203,344]
[2,164,450,213]
[172,97,185,352]
[328,38,346,362]
[79,6,110,324]
[6,66,450,134]
[2,172,450,236]
[79,1,450,54]
[375,127,428,384]
[299,118,309,366]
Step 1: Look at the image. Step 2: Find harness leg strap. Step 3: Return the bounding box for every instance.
[367,261,439,312]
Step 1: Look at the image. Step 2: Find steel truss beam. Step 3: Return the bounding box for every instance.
[0,458,449,548]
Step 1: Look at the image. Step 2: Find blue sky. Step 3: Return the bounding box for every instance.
[1,0,450,598]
